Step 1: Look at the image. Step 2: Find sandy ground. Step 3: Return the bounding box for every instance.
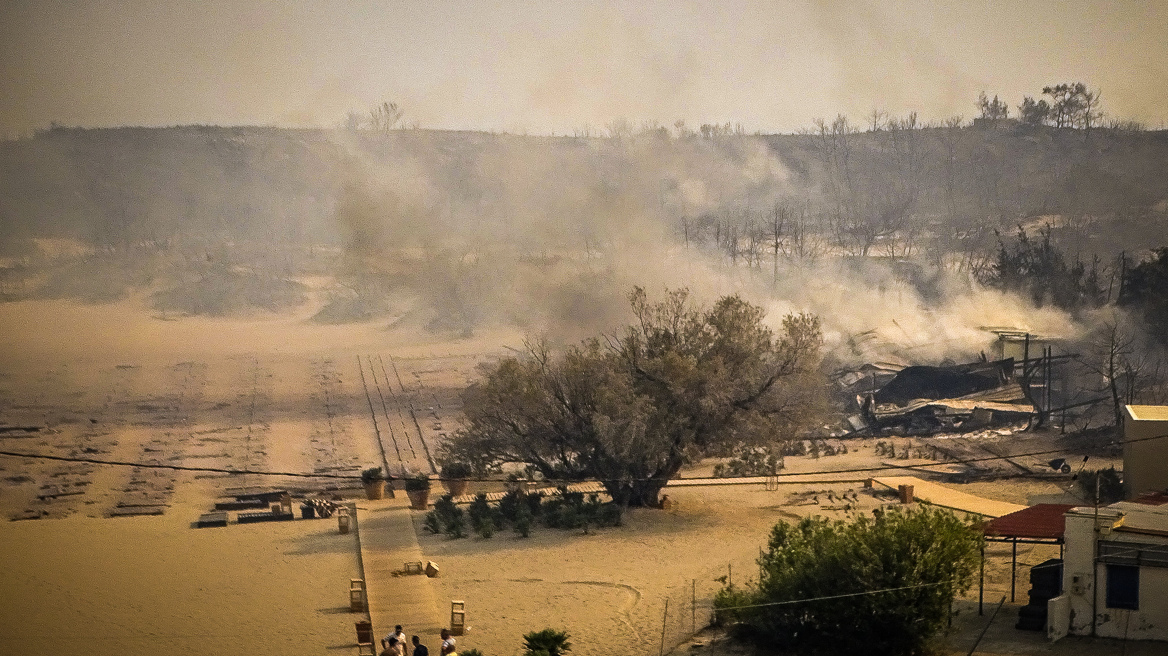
[0,298,1138,656]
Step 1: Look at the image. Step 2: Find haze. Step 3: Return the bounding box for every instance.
[3,0,1167,138]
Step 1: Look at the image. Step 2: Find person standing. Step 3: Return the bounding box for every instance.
[383,625,407,652]
[439,628,457,655]
[411,635,429,656]
[380,636,403,656]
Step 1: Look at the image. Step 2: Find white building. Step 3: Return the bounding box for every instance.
[1124,405,1168,497]
[1049,495,1168,642]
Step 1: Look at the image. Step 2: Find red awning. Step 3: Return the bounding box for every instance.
[983,503,1076,540]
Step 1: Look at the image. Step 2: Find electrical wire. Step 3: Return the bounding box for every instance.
[710,580,955,611]
[0,431,1163,484]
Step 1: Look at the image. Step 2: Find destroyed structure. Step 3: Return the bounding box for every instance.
[836,346,1073,435]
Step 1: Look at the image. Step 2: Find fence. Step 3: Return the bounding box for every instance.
[648,554,766,656]
[644,535,1062,655]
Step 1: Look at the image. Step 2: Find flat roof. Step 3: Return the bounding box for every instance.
[1126,405,1168,421]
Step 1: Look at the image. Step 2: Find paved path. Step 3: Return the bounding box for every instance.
[872,475,1026,518]
[356,496,445,650]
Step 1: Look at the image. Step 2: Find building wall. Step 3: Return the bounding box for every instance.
[1061,509,1168,641]
[1123,405,1168,497]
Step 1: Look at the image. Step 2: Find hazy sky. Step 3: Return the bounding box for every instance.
[2,0,1166,136]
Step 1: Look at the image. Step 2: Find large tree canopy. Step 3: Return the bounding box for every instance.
[442,287,824,507]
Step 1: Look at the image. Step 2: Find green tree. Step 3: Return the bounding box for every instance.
[715,506,981,656]
[442,288,824,507]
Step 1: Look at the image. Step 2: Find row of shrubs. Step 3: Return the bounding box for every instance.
[712,439,852,477]
[423,487,623,538]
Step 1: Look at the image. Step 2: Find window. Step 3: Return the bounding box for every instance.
[1105,564,1139,610]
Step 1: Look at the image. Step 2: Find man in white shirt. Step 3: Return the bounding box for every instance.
[383,625,407,652]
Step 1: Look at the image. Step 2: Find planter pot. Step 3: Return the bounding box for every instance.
[442,479,470,497]
[406,488,430,510]
[363,480,386,500]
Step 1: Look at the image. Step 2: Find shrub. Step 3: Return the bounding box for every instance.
[522,628,572,656]
[713,446,784,477]
[714,505,981,655]
[444,506,466,538]
[595,501,623,527]
[514,504,533,537]
[498,488,524,523]
[429,494,466,539]
[1077,467,1125,504]
[525,490,544,518]
[441,461,472,480]
[469,492,496,538]
[405,475,431,492]
[422,512,442,534]
[360,466,383,484]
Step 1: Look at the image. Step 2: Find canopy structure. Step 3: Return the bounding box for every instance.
[978,503,1075,610]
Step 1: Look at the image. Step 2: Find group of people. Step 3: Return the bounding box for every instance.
[380,625,457,656]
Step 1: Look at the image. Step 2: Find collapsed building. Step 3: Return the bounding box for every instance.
[837,357,1047,434]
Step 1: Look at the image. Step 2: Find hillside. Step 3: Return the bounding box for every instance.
[1,124,1166,328]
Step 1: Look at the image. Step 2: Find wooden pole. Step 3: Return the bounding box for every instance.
[692,579,696,634]
[660,599,669,656]
[979,543,985,615]
[1011,538,1018,603]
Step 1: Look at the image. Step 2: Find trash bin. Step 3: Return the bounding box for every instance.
[301,504,315,519]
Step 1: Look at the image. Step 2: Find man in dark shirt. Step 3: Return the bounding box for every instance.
[411,635,429,656]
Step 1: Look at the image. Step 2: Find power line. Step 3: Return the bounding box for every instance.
[0,449,360,480]
[0,431,1163,484]
[712,580,955,611]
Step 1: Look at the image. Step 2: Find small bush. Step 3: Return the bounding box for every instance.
[429,494,467,538]
[525,490,544,517]
[469,492,496,538]
[713,446,785,477]
[514,504,533,537]
[440,461,473,479]
[522,628,572,656]
[1078,467,1125,504]
[405,475,431,492]
[498,488,524,522]
[595,502,623,527]
[444,507,466,538]
[780,440,807,456]
[361,466,383,484]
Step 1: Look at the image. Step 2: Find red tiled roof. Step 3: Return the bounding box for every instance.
[1130,491,1168,506]
[983,503,1076,540]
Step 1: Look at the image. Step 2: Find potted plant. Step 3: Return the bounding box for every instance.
[440,462,472,497]
[405,475,432,509]
[361,466,386,500]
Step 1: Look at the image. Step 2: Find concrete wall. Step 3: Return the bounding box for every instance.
[1123,405,1168,497]
[1061,508,1168,641]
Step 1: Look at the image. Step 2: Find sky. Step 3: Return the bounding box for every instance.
[2,0,1167,137]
